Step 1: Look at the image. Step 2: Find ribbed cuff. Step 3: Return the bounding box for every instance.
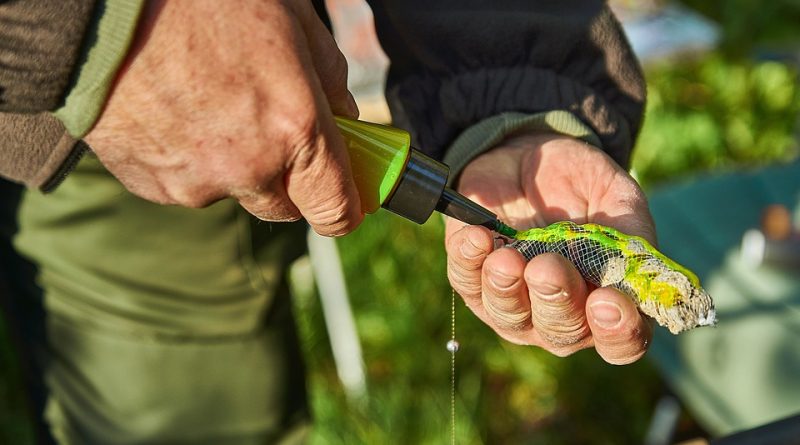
[52,0,146,138]
[443,110,602,186]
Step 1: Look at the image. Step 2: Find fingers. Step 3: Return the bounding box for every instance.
[283,113,364,236]
[227,108,364,233]
[481,247,530,333]
[586,287,653,365]
[275,2,362,235]
[446,224,592,350]
[253,3,362,236]
[291,0,359,118]
[447,223,652,364]
[446,224,536,345]
[524,253,592,354]
[234,176,302,223]
[235,118,364,234]
[446,224,494,306]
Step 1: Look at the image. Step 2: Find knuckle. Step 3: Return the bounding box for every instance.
[258,212,303,223]
[446,260,482,297]
[605,350,646,366]
[450,239,488,269]
[482,294,531,332]
[283,114,324,170]
[164,183,216,209]
[485,269,522,294]
[278,113,361,235]
[534,319,591,349]
[445,234,462,255]
[309,198,360,235]
[596,322,652,365]
[241,197,301,222]
[234,184,302,223]
[547,346,574,358]
[546,342,587,358]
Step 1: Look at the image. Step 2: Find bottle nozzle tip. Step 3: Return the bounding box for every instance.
[495,221,517,238]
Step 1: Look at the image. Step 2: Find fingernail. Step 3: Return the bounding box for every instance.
[460,234,484,259]
[530,281,564,300]
[488,269,517,289]
[590,301,622,329]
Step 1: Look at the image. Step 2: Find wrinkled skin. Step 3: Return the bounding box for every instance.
[85,0,363,236]
[446,132,656,364]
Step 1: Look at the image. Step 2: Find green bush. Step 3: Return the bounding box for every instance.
[634,56,799,188]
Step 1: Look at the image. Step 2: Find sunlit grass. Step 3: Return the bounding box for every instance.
[634,56,799,188]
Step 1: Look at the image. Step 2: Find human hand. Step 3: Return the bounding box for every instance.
[84,0,363,236]
[446,133,656,364]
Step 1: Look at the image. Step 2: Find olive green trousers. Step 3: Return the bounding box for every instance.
[12,155,310,444]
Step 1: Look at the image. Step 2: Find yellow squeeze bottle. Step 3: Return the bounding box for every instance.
[334,116,516,237]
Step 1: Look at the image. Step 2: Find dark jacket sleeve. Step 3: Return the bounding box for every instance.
[367,0,645,169]
[0,0,96,188]
[0,0,97,113]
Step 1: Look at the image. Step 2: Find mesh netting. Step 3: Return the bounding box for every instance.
[509,221,716,334]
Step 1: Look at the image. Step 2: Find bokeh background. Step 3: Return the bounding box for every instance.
[2,0,799,443]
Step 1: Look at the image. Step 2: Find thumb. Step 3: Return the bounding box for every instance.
[284,113,364,236]
[291,0,359,118]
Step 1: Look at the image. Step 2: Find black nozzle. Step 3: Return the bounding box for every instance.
[435,188,517,237]
[435,188,495,229]
[382,148,518,237]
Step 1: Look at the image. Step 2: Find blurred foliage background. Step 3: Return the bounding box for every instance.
[632,0,800,187]
[1,0,799,443]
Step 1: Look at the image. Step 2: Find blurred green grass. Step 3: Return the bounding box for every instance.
[2,1,800,443]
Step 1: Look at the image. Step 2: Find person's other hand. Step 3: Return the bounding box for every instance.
[445,133,656,364]
[84,0,363,236]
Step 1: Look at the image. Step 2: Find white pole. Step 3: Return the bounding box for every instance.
[306,230,368,401]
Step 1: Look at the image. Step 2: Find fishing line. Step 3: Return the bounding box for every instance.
[447,288,460,445]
